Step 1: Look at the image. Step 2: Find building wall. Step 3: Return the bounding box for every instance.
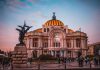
[24,26,87,58]
[87,42,100,56]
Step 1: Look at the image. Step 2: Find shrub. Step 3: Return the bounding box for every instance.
[38,54,56,60]
[86,55,94,60]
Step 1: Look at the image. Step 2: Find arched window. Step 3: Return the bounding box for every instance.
[53,42,60,47]
[64,29,66,32]
[44,28,46,32]
[66,39,71,48]
[47,28,49,32]
[33,38,38,47]
[53,32,61,47]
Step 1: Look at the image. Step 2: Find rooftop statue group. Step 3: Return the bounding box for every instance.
[16,22,32,46]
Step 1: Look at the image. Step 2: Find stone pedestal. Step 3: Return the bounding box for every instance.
[12,45,28,68]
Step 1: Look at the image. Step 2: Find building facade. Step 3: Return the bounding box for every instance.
[24,13,88,58]
[88,42,100,56]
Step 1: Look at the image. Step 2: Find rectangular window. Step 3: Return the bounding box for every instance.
[33,38,38,47]
[54,42,60,47]
[66,39,71,48]
[42,38,48,48]
[43,42,48,48]
[76,38,81,47]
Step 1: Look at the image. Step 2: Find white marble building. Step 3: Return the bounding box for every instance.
[24,13,88,58]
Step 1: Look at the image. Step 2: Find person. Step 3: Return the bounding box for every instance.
[78,56,84,67]
[80,56,84,67]
[64,58,66,63]
[10,58,13,70]
[99,57,100,65]
[58,57,60,64]
[2,59,5,70]
[77,57,81,67]
[85,57,88,65]
[87,57,90,64]
[93,56,98,66]
[56,53,60,63]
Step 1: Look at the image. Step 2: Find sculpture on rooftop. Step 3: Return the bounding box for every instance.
[16,21,32,45]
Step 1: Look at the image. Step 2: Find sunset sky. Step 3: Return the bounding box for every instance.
[0,0,100,51]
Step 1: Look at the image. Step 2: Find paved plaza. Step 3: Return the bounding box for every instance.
[0,61,100,70]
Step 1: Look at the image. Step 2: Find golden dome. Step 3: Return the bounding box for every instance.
[44,12,64,27]
[44,20,64,27]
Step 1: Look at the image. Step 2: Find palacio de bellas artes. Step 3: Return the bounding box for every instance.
[25,12,88,59]
[0,0,100,70]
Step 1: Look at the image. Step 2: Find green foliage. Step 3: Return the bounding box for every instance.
[0,56,11,64]
[86,55,94,60]
[38,54,56,60]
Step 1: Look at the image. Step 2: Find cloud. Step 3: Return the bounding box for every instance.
[33,11,47,18]
[14,11,47,25]
[2,0,39,8]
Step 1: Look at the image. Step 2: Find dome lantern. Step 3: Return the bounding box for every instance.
[44,12,64,27]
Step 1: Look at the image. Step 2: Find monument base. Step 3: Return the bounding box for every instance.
[12,45,28,68]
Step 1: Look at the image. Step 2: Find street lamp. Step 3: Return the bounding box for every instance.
[41,46,44,55]
[79,28,82,56]
[99,49,100,56]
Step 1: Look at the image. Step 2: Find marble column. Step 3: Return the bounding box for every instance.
[64,50,66,57]
[74,39,76,49]
[81,39,83,56]
[60,50,64,57]
[71,39,74,49]
[54,51,56,57]
[64,39,66,48]
[81,39,84,49]
[29,38,31,49]
[27,50,32,58]
[26,38,29,49]
[48,38,51,48]
[37,50,40,57]
[51,50,54,56]
[73,51,77,58]
[49,51,51,55]
[61,51,63,57]
[38,37,42,48]
[30,38,33,49]
[38,37,42,57]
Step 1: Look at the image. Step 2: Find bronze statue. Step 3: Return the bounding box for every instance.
[16,22,32,45]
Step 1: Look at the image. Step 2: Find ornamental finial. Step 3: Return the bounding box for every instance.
[52,12,56,20]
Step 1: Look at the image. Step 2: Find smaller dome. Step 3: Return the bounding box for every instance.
[44,12,64,27]
[68,29,74,33]
[33,28,42,33]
